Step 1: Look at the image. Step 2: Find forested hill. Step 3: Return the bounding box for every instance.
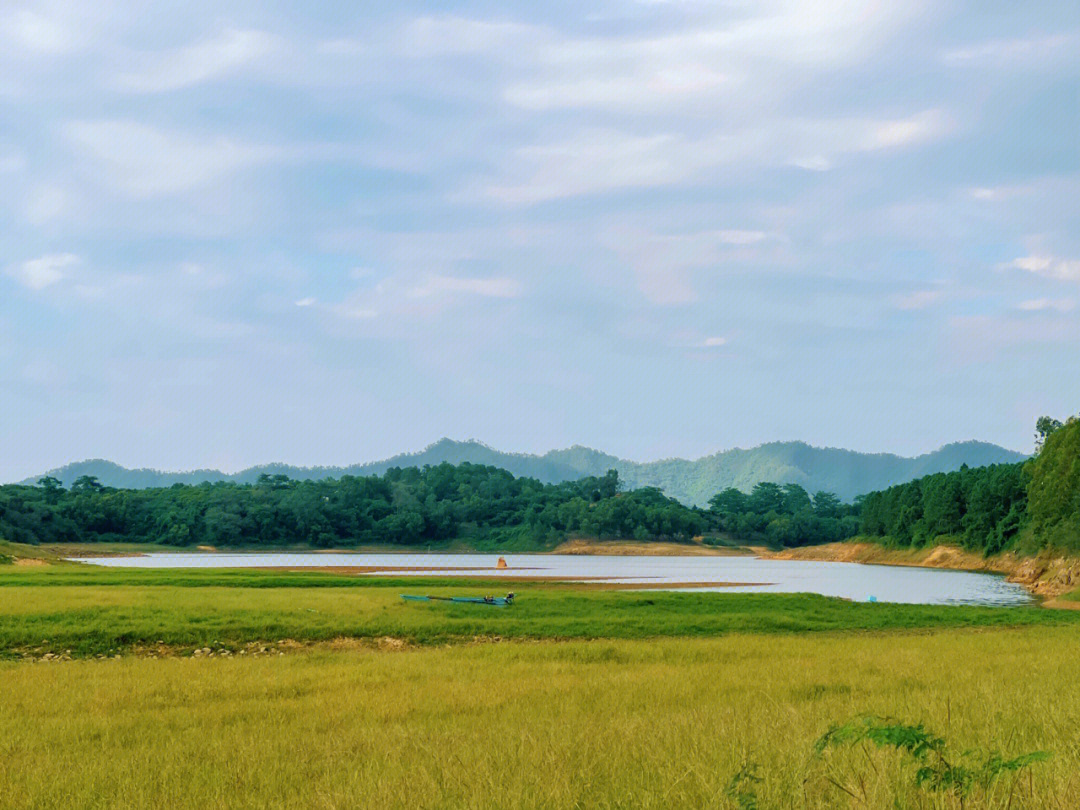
[859,416,1080,554]
[23,439,1025,505]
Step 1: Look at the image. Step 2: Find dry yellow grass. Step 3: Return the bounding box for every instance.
[2,626,1078,809]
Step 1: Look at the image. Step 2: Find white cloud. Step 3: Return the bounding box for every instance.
[332,273,521,324]
[64,120,280,197]
[483,129,695,204]
[505,65,730,113]
[503,0,921,114]
[969,184,1034,202]
[338,302,378,320]
[601,226,783,306]
[892,289,945,310]
[23,184,69,223]
[943,33,1077,67]
[869,109,951,149]
[701,336,727,347]
[789,155,832,171]
[295,297,316,307]
[410,275,521,299]
[402,16,537,57]
[637,267,697,306]
[1017,298,1075,313]
[7,253,80,290]
[950,313,1080,361]
[317,38,367,56]
[116,29,279,93]
[1008,255,1080,282]
[0,1,112,56]
[0,151,25,173]
[1,6,74,53]
[715,230,771,246]
[480,110,953,203]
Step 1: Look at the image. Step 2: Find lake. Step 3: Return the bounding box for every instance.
[71,552,1033,606]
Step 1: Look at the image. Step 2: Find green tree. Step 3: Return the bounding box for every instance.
[37,476,64,504]
[71,475,103,493]
[1034,416,1064,453]
[812,491,841,518]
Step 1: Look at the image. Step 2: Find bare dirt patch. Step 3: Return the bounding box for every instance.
[552,538,749,556]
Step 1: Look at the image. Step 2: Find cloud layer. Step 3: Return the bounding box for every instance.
[1,0,1078,480]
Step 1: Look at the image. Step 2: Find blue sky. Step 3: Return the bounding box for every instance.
[1,0,1078,480]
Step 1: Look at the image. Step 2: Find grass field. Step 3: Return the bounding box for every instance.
[3,564,1080,808]
[2,566,1079,657]
[2,628,1079,808]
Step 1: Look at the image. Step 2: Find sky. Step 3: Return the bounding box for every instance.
[1,0,1079,481]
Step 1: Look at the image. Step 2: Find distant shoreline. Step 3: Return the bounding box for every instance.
[758,541,1080,603]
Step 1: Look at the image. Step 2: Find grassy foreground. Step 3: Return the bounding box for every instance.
[1,628,1079,808]
[4,566,1080,807]
[2,566,1079,657]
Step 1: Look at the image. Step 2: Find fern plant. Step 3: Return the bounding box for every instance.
[814,715,1050,802]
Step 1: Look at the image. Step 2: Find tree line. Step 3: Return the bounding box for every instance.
[2,416,1075,554]
[1,464,857,550]
[0,463,708,548]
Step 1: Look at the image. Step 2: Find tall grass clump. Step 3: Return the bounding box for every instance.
[812,716,1050,805]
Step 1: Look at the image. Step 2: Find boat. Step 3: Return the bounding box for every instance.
[401,592,516,606]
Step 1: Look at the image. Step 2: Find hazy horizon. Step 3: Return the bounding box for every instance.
[3,1,1077,482]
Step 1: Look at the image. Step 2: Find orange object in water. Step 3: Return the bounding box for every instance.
[496,557,508,569]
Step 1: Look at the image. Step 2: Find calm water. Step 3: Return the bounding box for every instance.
[71,552,1033,606]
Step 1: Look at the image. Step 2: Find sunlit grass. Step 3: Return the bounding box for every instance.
[2,567,1078,806]
[2,628,1079,808]
[2,571,1078,657]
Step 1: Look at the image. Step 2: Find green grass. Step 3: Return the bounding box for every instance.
[1,566,1078,657]
[0,538,63,562]
[3,563,1080,807]
[2,628,1079,808]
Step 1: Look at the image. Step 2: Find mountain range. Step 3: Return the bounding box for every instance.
[21,439,1028,505]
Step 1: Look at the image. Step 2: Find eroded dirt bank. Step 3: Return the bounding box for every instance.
[758,541,1080,599]
[551,538,746,556]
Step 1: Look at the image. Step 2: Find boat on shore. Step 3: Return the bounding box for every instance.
[402,592,516,606]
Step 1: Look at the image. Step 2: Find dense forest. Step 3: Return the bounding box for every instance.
[0,464,708,548]
[859,416,1080,554]
[1,417,1075,554]
[857,463,1027,554]
[707,483,861,546]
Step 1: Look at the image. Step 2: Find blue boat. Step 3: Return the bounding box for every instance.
[402,592,516,606]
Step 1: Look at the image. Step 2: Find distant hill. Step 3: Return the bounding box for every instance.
[21,438,1027,505]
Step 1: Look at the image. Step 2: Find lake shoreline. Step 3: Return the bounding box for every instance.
[33,537,1077,605]
[757,541,1080,601]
